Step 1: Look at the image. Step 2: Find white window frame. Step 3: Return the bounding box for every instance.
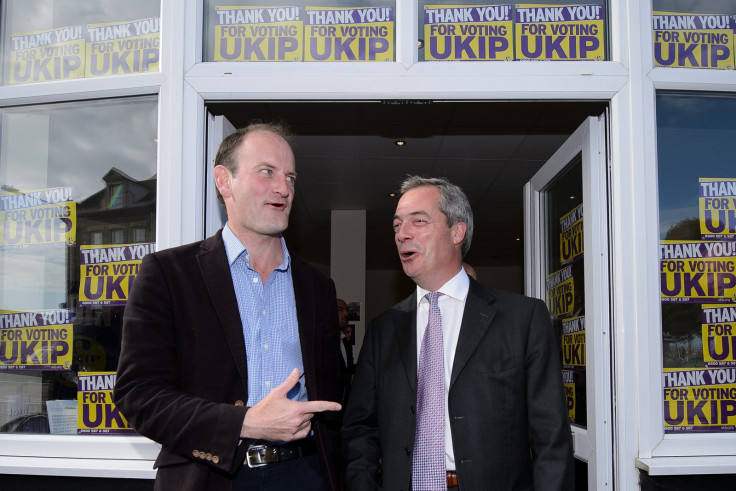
[619,0,736,482]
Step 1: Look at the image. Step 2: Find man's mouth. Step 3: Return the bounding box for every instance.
[267,201,287,210]
[400,250,417,260]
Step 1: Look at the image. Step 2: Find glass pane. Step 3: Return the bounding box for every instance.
[1,0,160,85]
[652,2,736,70]
[204,0,396,62]
[0,96,157,435]
[419,1,608,62]
[657,92,736,434]
[543,158,586,428]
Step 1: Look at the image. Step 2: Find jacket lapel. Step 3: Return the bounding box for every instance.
[197,230,249,386]
[450,280,497,389]
[396,293,418,393]
[290,255,316,384]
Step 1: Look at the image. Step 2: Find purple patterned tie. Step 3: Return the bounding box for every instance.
[412,291,446,490]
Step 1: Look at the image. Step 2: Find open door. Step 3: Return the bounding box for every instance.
[524,115,613,490]
[205,112,235,238]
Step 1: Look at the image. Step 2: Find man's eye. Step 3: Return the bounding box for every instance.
[286,175,296,184]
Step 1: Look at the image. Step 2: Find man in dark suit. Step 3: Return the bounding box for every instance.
[342,176,574,490]
[114,123,343,490]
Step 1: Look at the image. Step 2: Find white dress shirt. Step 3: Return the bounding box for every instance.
[415,268,470,471]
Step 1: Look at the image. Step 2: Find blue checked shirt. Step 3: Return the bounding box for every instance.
[222,224,307,406]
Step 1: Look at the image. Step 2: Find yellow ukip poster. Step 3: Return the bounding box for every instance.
[515,4,605,61]
[304,6,394,61]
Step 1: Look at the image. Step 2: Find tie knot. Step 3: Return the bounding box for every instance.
[426,291,442,305]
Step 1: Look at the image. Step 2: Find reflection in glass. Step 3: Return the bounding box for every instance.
[0,96,157,434]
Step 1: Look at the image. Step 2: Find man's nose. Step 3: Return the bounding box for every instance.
[273,174,291,197]
[395,223,411,241]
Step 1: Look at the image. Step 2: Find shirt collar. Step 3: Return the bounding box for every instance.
[416,268,470,305]
[222,223,291,271]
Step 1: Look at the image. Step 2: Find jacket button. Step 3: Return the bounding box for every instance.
[205,453,213,461]
[405,447,410,456]
[235,400,245,406]
[213,455,220,464]
[192,450,200,458]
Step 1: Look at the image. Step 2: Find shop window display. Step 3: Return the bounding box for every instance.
[418,0,607,62]
[0,0,160,85]
[652,1,736,70]
[0,96,157,435]
[204,0,397,62]
[204,0,609,63]
[657,92,736,434]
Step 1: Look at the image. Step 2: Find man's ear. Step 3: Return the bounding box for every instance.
[213,165,232,200]
[452,222,467,246]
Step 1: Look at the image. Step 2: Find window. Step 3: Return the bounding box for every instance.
[0,96,157,435]
[204,0,397,62]
[652,1,736,70]
[418,1,608,62]
[132,227,146,243]
[1,0,160,85]
[657,92,736,434]
[111,229,124,244]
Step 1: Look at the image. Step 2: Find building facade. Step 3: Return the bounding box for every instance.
[1,0,736,489]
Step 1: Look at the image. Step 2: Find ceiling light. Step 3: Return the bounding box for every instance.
[395,140,406,146]
[569,195,576,199]
[389,192,397,197]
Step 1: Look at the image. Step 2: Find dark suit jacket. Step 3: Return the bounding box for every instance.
[340,335,355,404]
[114,230,342,491]
[342,278,574,490]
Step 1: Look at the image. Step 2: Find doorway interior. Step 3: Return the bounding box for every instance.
[207,100,608,317]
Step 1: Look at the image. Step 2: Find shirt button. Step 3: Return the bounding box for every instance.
[265,381,270,387]
[262,310,267,316]
[252,277,258,283]
[264,344,269,350]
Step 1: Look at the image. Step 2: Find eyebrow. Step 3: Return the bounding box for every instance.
[394,210,430,221]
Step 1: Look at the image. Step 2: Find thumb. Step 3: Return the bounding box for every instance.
[272,368,301,397]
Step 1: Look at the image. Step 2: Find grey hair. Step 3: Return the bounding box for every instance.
[399,175,474,257]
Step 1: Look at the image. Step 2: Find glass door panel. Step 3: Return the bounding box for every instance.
[524,114,612,490]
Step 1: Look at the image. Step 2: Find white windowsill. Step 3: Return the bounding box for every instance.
[636,456,736,476]
[0,456,156,479]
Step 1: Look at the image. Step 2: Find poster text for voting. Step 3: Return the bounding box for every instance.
[0,187,76,248]
[0,310,73,371]
[79,243,155,306]
[77,372,133,434]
